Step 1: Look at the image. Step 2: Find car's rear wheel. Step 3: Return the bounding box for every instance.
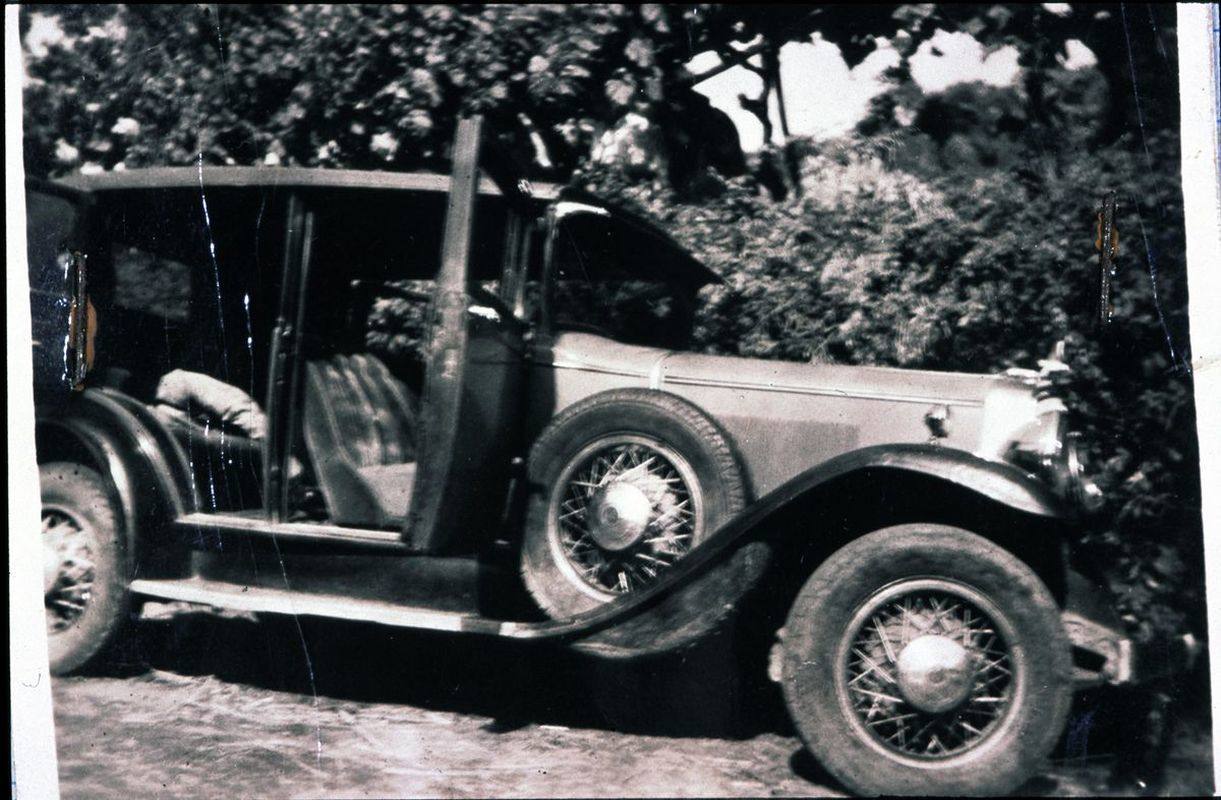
[41,462,133,675]
[779,524,1072,796]
[521,389,746,619]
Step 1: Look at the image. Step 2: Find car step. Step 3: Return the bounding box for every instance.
[129,577,532,637]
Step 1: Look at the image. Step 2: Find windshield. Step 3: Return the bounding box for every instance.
[546,210,705,350]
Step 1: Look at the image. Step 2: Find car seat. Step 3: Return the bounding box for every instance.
[301,353,420,528]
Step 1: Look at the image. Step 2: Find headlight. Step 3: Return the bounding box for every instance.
[1008,415,1104,513]
[1060,431,1105,512]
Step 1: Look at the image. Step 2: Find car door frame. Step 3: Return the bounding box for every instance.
[405,116,540,552]
[265,191,314,522]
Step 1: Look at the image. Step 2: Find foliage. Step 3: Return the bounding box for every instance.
[23,4,1172,184]
[21,4,716,179]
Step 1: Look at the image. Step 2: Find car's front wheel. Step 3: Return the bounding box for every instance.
[779,524,1072,796]
[41,461,133,675]
[521,389,746,619]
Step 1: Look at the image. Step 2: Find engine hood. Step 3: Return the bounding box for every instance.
[548,332,1025,409]
[541,333,1043,498]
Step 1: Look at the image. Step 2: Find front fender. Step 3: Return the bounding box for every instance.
[764,443,1069,519]
[35,388,196,579]
[568,444,1070,657]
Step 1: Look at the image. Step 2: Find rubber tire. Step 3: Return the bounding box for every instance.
[41,462,133,676]
[521,389,746,619]
[780,524,1073,797]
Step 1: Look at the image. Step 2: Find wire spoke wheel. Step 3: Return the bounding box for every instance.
[43,506,97,634]
[837,579,1018,760]
[549,434,703,599]
[523,390,745,620]
[782,527,1071,796]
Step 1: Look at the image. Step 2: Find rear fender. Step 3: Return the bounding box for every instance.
[570,444,1072,658]
[35,389,197,579]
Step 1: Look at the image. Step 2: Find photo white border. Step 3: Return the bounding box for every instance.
[1177,3,1221,794]
[7,5,62,800]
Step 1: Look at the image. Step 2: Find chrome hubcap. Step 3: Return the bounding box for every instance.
[587,481,654,551]
[840,582,1016,759]
[895,635,974,713]
[43,507,95,632]
[550,435,702,598]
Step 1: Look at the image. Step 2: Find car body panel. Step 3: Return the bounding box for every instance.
[529,331,1043,498]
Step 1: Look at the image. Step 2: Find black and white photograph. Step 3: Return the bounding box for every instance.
[8,4,1220,797]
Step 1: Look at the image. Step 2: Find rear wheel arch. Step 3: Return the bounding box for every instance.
[36,419,133,538]
[35,408,189,579]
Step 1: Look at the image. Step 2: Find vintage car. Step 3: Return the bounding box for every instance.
[27,118,1198,796]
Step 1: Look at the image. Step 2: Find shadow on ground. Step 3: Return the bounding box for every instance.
[88,605,1212,797]
[104,608,792,740]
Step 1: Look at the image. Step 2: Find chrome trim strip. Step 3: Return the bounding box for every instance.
[542,360,985,408]
[174,512,407,548]
[546,360,651,380]
[647,351,671,390]
[663,374,985,407]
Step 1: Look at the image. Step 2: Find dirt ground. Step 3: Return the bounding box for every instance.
[49,603,1214,799]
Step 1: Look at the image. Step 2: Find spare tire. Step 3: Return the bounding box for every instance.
[520,389,747,619]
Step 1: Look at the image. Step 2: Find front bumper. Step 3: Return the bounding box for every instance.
[1063,611,1203,688]
[1058,555,1206,686]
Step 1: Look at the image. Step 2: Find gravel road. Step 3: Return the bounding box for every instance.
[49,604,1213,799]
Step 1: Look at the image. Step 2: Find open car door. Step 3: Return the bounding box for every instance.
[405,116,533,552]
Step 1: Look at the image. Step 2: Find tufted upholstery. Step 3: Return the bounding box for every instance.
[302,353,420,528]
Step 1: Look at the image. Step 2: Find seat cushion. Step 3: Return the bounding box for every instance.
[356,463,417,522]
[302,354,420,527]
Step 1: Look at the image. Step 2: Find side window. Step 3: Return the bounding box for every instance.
[514,220,546,325]
[26,190,80,297]
[301,189,513,379]
[363,278,434,390]
[111,244,192,323]
[96,188,281,406]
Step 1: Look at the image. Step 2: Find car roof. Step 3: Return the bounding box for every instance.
[57,166,563,199]
[53,166,723,287]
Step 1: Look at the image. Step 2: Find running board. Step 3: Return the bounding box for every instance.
[174,512,409,549]
[129,577,544,638]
